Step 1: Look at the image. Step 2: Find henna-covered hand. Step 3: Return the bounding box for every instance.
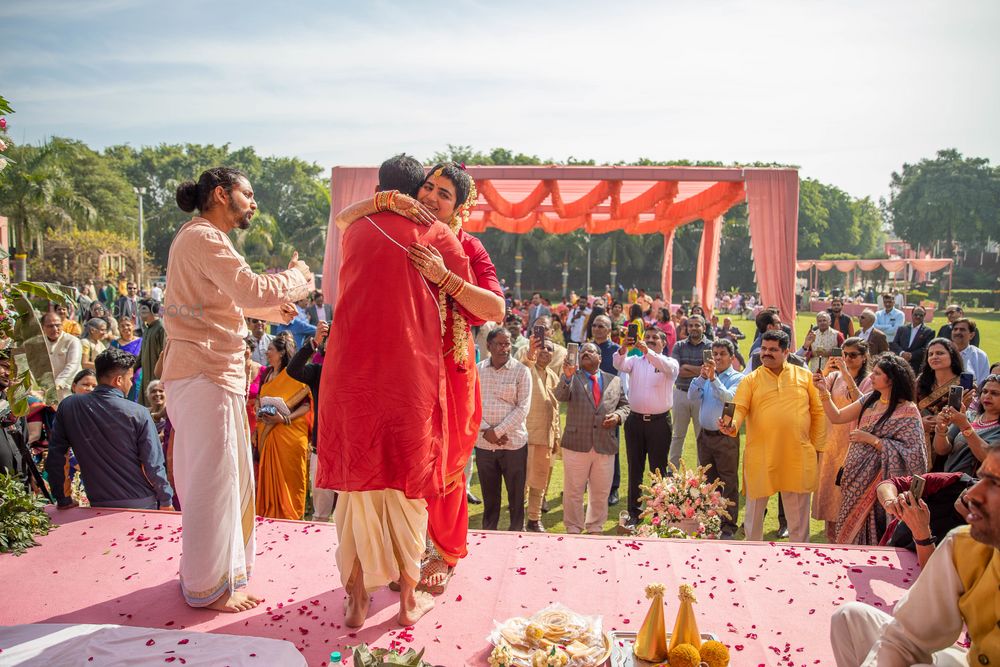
[407,243,448,283]
[390,193,437,227]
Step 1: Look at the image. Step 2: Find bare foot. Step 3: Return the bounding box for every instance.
[344,593,370,628]
[398,589,434,625]
[204,590,262,613]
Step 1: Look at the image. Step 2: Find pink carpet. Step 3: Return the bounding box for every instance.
[0,508,919,666]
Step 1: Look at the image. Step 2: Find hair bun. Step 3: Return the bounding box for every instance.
[176,180,199,212]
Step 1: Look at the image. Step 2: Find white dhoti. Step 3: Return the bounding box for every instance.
[333,490,427,592]
[830,602,967,667]
[167,374,256,607]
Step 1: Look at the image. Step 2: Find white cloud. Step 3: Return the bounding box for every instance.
[2,0,998,200]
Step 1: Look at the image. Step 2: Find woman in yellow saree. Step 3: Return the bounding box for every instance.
[255,333,313,520]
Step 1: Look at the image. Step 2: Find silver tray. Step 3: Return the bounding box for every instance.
[607,631,719,667]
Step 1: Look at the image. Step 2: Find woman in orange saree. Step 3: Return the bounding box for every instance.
[255,334,313,520]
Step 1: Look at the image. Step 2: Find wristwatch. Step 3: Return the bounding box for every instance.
[913,535,936,547]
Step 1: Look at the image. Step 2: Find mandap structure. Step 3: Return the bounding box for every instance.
[322,165,800,324]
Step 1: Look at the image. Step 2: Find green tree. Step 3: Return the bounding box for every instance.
[887,148,1000,255]
[0,140,96,259]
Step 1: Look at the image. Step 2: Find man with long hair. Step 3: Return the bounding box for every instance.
[163,168,312,612]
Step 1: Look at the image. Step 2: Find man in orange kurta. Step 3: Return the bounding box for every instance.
[317,155,473,627]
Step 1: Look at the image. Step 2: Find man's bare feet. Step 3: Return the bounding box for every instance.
[343,557,370,628]
[344,592,371,628]
[203,590,262,613]
[398,588,434,626]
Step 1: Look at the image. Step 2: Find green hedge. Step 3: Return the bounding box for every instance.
[946,289,999,308]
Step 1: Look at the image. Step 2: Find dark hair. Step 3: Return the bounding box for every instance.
[487,327,511,345]
[646,328,667,345]
[378,154,425,198]
[72,368,97,387]
[860,354,917,432]
[269,333,295,371]
[755,310,779,335]
[916,338,965,399]
[976,374,1000,417]
[711,338,735,356]
[657,307,670,323]
[952,317,977,334]
[139,299,161,316]
[245,335,257,351]
[423,162,472,209]
[95,348,136,380]
[176,167,247,213]
[841,336,870,384]
[760,329,789,350]
[628,303,643,320]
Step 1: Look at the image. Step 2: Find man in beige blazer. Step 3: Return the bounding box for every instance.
[555,342,630,534]
[41,311,82,402]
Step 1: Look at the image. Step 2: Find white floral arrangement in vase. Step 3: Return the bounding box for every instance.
[632,462,732,539]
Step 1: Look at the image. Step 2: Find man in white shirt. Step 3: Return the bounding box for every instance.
[613,328,679,525]
[41,311,82,402]
[475,328,532,532]
[150,283,164,302]
[567,299,591,345]
[874,293,905,341]
[952,317,990,384]
[247,317,273,367]
[830,445,1000,666]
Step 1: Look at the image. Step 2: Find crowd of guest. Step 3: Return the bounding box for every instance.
[5,275,337,525]
[480,286,996,555]
[4,276,996,559]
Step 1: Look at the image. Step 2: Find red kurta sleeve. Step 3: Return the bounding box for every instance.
[455,230,503,326]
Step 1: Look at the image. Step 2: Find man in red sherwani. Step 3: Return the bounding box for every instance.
[317,155,473,627]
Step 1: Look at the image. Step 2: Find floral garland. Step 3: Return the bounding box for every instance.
[437,179,478,368]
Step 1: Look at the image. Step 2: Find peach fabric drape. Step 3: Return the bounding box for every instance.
[322,167,379,310]
[745,169,799,343]
[660,229,676,304]
[909,258,952,273]
[696,216,724,312]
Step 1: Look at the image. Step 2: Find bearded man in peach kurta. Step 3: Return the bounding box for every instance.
[162,167,313,613]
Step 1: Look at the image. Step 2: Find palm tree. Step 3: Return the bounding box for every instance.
[0,140,95,260]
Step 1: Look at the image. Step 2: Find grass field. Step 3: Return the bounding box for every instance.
[466,307,1000,540]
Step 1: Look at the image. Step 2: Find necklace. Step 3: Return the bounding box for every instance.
[972,415,999,429]
[878,395,889,405]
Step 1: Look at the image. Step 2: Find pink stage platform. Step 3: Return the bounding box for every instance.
[0,508,919,666]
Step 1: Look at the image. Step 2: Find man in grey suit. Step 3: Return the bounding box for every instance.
[526,292,551,330]
[555,342,630,534]
[306,290,333,326]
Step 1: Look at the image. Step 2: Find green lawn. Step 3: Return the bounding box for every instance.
[466,307,999,540]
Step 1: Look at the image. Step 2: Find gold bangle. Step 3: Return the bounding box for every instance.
[961,427,975,438]
[450,280,466,299]
[436,270,452,288]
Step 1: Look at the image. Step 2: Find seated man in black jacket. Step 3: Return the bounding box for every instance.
[46,348,173,510]
[285,319,334,521]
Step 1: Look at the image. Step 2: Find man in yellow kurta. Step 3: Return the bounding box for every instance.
[830,444,1000,666]
[720,329,825,543]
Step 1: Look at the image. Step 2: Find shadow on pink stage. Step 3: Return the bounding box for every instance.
[0,507,919,666]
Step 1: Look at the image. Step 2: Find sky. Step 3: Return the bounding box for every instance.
[2,0,998,202]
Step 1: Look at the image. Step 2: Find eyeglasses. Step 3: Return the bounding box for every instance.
[843,352,864,359]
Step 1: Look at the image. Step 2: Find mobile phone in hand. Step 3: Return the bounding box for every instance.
[627,323,639,342]
[703,349,714,364]
[567,343,580,366]
[948,385,964,411]
[910,474,926,501]
[532,324,547,341]
[830,348,843,357]
[959,372,974,391]
[721,402,736,428]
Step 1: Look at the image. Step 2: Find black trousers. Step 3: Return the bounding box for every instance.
[623,411,673,522]
[475,446,528,531]
[696,428,740,535]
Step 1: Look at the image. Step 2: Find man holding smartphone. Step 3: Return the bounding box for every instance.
[688,339,744,538]
[613,328,678,525]
[670,315,712,468]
